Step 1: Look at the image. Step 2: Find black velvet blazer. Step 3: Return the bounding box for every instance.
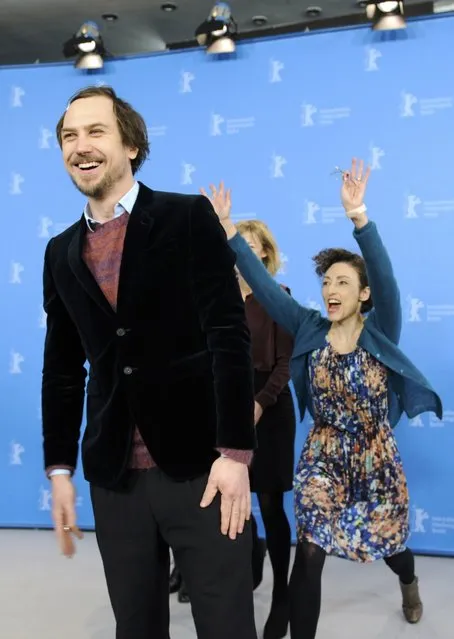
[41,183,256,489]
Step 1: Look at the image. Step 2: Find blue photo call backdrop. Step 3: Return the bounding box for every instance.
[1,15,454,555]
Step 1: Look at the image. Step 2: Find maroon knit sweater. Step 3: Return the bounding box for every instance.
[82,213,252,468]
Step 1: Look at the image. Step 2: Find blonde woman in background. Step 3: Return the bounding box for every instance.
[214,216,296,639]
[170,218,296,639]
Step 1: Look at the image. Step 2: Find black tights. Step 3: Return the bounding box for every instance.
[252,492,291,600]
[384,548,415,585]
[289,542,416,638]
[289,542,326,639]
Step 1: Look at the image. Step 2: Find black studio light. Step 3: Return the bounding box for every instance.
[195,2,238,54]
[63,21,106,69]
[366,1,407,30]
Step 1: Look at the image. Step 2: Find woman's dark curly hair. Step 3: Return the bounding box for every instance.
[312,248,373,314]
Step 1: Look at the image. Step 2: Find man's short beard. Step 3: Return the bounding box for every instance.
[70,172,115,200]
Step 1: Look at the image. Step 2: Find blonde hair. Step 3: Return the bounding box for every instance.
[235,219,281,276]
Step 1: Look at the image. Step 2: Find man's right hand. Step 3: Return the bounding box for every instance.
[51,475,83,557]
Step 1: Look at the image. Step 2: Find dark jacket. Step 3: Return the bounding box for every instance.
[42,184,255,489]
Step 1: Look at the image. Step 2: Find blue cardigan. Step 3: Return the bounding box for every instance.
[229,221,443,427]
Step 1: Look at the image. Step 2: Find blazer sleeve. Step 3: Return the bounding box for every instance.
[42,239,87,473]
[255,288,293,410]
[229,233,318,337]
[353,221,402,344]
[189,196,256,451]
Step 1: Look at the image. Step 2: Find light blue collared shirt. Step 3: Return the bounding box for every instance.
[84,181,140,232]
[48,181,140,479]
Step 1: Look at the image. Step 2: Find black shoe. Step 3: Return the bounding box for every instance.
[178,581,190,604]
[252,538,267,590]
[169,566,182,594]
[263,597,289,639]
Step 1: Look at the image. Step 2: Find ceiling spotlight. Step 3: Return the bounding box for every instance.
[305,6,323,17]
[252,15,268,26]
[366,2,406,30]
[63,21,106,69]
[195,2,238,54]
[161,2,178,10]
[101,13,118,22]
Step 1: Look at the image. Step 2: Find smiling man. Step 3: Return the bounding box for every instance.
[41,86,257,639]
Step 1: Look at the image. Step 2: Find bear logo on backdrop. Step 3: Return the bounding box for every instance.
[270,154,286,179]
[180,70,195,93]
[269,59,284,83]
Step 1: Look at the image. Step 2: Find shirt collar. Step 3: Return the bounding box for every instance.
[84,181,140,232]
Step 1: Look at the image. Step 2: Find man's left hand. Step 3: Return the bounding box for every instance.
[254,401,264,425]
[200,456,251,540]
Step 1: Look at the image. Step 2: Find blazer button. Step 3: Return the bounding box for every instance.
[116,328,126,337]
[123,366,133,375]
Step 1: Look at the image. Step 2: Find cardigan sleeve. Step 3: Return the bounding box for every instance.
[354,221,401,344]
[229,233,319,337]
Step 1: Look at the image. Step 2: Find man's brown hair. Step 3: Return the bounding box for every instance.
[56,85,150,174]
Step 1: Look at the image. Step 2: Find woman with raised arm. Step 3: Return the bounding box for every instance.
[201,159,442,639]
[170,219,296,638]
[234,219,295,639]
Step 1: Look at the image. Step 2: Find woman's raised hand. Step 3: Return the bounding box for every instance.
[200,181,232,222]
[341,158,370,228]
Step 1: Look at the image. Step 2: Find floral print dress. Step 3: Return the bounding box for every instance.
[294,339,409,562]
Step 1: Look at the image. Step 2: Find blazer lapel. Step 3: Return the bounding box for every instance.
[67,183,158,317]
[67,217,116,318]
[116,183,156,311]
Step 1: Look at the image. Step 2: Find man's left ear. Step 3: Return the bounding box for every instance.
[359,286,371,303]
[128,147,139,160]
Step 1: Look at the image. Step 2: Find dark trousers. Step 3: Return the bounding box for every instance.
[91,468,257,639]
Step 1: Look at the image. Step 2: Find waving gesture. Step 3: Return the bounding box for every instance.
[200,181,237,240]
[200,181,232,222]
[341,158,371,228]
